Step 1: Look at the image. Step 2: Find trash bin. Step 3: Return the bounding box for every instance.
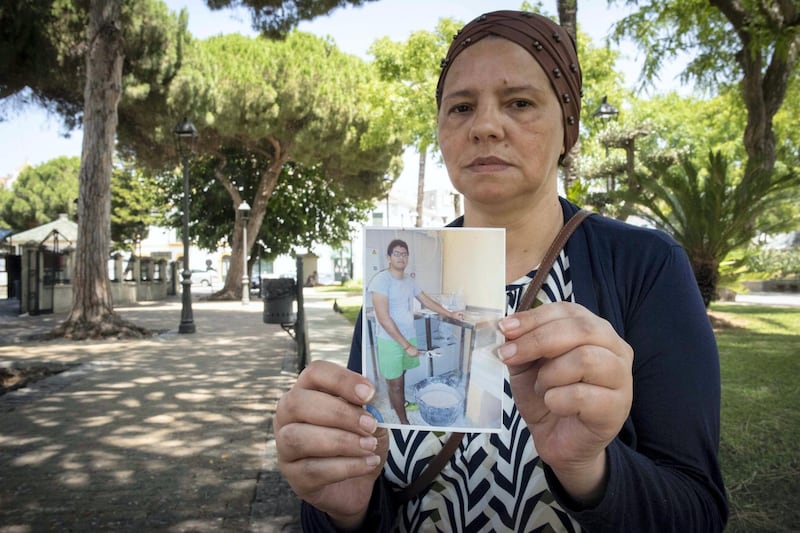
[263,278,296,324]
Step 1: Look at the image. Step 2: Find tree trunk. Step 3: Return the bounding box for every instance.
[217,206,266,301]
[710,0,799,234]
[211,141,288,300]
[561,142,580,197]
[415,148,426,227]
[557,0,578,39]
[616,140,640,221]
[691,258,720,308]
[55,0,148,340]
[557,0,580,197]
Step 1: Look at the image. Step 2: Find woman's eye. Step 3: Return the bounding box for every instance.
[512,99,532,109]
[451,103,471,113]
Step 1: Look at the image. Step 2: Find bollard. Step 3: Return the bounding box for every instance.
[295,255,310,371]
[263,278,296,324]
[261,262,310,373]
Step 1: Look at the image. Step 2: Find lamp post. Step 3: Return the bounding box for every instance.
[592,95,619,121]
[174,117,198,334]
[238,200,251,305]
[382,175,393,226]
[592,95,619,191]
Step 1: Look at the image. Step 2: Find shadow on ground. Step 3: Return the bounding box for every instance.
[0,300,303,531]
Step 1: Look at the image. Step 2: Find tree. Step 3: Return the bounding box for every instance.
[611,0,799,231]
[1,1,183,132]
[616,0,800,296]
[581,91,738,217]
[0,1,85,122]
[369,19,459,227]
[0,155,166,252]
[0,189,9,228]
[166,150,375,269]
[0,157,80,229]
[625,150,799,306]
[2,0,385,336]
[163,31,402,299]
[205,0,379,38]
[1,0,185,339]
[110,163,164,253]
[53,0,133,338]
[582,85,800,301]
[557,0,581,193]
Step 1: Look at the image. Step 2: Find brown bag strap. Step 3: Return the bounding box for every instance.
[400,431,463,502]
[400,208,594,503]
[517,209,593,311]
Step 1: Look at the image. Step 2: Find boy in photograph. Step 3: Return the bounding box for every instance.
[369,239,461,424]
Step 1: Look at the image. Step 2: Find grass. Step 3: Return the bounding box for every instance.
[312,282,363,324]
[314,289,799,530]
[709,303,800,532]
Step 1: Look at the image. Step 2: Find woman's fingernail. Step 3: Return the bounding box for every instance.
[360,414,377,433]
[499,317,520,332]
[366,454,381,467]
[360,436,377,451]
[355,383,374,402]
[497,342,517,360]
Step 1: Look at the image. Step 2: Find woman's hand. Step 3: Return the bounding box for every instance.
[497,302,633,504]
[274,360,389,528]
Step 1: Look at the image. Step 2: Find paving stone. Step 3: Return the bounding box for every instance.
[0,292,354,531]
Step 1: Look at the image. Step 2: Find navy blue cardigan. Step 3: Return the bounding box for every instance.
[302,198,728,531]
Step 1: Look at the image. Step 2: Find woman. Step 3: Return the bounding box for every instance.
[274,10,728,532]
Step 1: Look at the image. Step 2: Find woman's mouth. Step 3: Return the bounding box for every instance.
[467,156,511,172]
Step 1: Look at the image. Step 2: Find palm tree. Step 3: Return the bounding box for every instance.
[628,150,797,306]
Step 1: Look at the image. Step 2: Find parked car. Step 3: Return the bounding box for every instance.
[190,269,220,287]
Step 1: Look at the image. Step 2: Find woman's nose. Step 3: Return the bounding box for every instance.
[469,105,504,143]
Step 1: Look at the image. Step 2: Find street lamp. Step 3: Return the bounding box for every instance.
[592,96,619,191]
[238,200,251,305]
[592,95,619,121]
[174,117,198,334]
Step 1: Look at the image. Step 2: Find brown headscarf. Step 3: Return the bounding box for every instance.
[436,10,582,158]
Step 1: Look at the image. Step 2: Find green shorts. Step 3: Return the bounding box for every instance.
[377,337,419,380]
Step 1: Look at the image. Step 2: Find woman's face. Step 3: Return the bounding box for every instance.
[437,37,565,210]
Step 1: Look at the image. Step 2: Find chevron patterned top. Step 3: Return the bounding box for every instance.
[385,250,581,532]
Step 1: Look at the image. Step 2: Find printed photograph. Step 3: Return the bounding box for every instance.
[362,227,506,432]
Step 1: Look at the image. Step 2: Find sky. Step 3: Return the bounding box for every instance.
[0,0,679,193]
